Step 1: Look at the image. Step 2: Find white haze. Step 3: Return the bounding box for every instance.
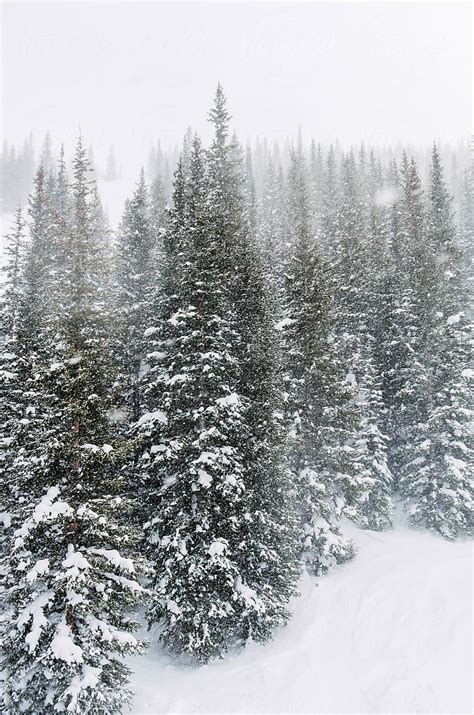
[1,1,472,177]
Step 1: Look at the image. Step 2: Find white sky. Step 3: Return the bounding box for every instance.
[1,1,472,170]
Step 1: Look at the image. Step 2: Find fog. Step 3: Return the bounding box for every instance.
[1,1,472,172]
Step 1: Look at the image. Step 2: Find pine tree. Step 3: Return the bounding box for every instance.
[257,158,286,296]
[16,163,57,359]
[0,209,26,552]
[206,88,300,641]
[391,154,434,486]
[359,151,394,530]
[399,146,473,537]
[319,144,338,249]
[330,151,392,526]
[1,140,144,714]
[243,145,258,238]
[282,148,355,572]
[309,139,324,226]
[40,132,54,174]
[374,157,424,492]
[1,207,25,339]
[140,88,299,663]
[140,134,253,661]
[115,169,154,423]
[149,173,167,248]
[18,134,35,203]
[459,140,473,267]
[373,159,404,416]
[1,164,60,539]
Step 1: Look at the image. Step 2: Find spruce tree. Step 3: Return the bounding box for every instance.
[207,88,299,641]
[140,134,254,661]
[257,158,286,299]
[1,164,60,547]
[399,146,473,537]
[1,140,144,714]
[309,139,324,226]
[0,209,26,552]
[358,156,395,529]
[149,172,167,248]
[374,157,425,492]
[391,154,434,487]
[140,88,299,663]
[243,145,258,239]
[115,169,154,422]
[459,142,474,267]
[40,132,54,174]
[330,151,393,527]
[282,148,355,572]
[319,145,338,249]
[1,207,25,343]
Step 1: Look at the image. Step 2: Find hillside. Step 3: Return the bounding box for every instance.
[130,517,472,715]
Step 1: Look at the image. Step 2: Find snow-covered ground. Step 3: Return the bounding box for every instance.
[129,518,472,715]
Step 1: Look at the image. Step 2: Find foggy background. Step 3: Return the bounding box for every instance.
[1,1,472,178]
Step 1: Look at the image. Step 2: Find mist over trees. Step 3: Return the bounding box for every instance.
[0,88,472,713]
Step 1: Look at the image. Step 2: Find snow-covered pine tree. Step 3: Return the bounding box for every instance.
[257,157,286,302]
[12,134,36,209]
[373,158,404,420]
[459,140,473,268]
[390,154,434,490]
[1,139,145,714]
[1,160,72,571]
[372,157,425,495]
[140,132,253,662]
[243,144,258,239]
[40,132,55,174]
[282,147,355,573]
[54,145,70,216]
[319,144,338,250]
[405,156,441,357]
[140,87,299,663]
[399,145,473,537]
[16,163,58,359]
[207,88,299,642]
[356,155,395,529]
[330,151,392,527]
[1,207,25,349]
[223,133,301,644]
[2,207,26,336]
[115,169,154,423]
[149,172,167,248]
[1,164,60,548]
[309,139,324,227]
[0,208,26,554]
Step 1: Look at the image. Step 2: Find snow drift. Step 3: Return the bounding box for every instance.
[129,520,472,714]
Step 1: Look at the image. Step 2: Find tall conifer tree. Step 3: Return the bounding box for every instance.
[115,169,154,422]
[2,140,144,714]
[140,88,299,662]
[282,148,355,572]
[399,146,473,536]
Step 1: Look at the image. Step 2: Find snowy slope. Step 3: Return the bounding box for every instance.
[129,520,472,715]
